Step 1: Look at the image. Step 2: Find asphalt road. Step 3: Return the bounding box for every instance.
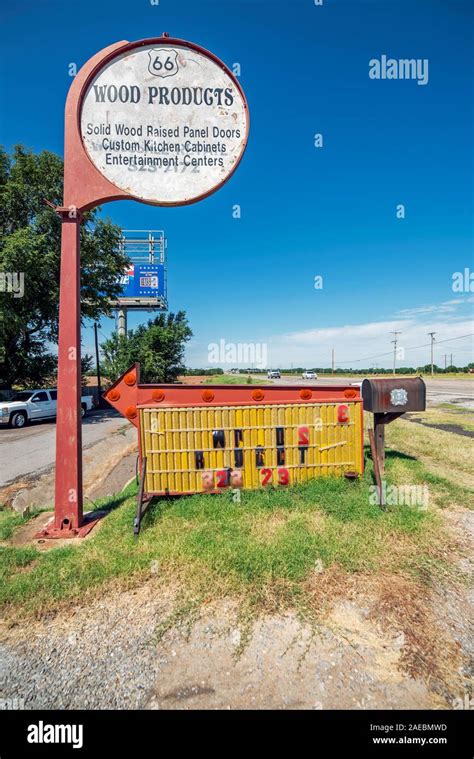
[0,409,131,488]
[271,375,474,407]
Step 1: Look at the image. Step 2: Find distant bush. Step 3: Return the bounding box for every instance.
[185,368,224,376]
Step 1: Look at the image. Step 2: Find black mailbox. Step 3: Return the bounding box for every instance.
[362,377,426,414]
[362,377,426,507]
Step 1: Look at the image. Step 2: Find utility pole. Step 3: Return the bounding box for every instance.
[450,353,453,368]
[331,348,335,375]
[428,332,436,376]
[390,332,401,376]
[94,323,102,408]
[444,354,447,371]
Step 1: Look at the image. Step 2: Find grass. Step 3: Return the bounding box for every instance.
[439,402,472,410]
[438,402,474,415]
[203,375,271,385]
[385,415,474,493]
[0,450,463,624]
[0,506,38,541]
[405,407,474,433]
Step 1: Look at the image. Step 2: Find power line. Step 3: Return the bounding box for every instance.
[335,332,473,365]
[437,345,472,352]
[336,349,396,364]
[411,333,473,347]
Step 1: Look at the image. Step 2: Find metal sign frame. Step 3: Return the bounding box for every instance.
[43,34,249,538]
[66,35,249,212]
[103,364,365,535]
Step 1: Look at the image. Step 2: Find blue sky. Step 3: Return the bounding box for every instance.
[1,0,473,369]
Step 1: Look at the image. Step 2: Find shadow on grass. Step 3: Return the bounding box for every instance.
[363,442,418,466]
[94,445,426,537]
[385,449,418,463]
[140,493,191,530]
[88,481,138,515]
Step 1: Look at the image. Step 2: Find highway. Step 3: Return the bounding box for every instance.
[271,375,474,408]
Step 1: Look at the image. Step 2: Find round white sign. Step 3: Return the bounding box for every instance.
[80,42,249,205]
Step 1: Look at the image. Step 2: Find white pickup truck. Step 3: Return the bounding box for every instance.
[0,389,94,429]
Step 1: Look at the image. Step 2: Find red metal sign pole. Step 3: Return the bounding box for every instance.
[38,35,248,538]
[37,42,132,539]
[53,210,83,533]
[39,209,98,537]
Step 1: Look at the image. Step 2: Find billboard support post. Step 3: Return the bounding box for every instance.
[117,308,127,338]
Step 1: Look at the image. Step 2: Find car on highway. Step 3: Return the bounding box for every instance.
[0,389,94,429]
[267,370,281,379]
[302,371,318,380]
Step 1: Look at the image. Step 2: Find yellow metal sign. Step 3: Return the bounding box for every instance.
[139,401,363,495]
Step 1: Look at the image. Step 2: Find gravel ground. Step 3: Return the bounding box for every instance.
[0,511,472,711]
[0,586,438,711]
[0,583,468,710]
[0,585,175,710]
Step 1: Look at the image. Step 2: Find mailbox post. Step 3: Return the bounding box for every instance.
[361,377,426,505]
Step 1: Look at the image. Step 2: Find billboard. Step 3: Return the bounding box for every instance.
[116,263,167,308]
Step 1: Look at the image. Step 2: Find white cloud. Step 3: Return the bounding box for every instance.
[184,297,474,369]
[263,317,473,368]
[397,296,474,317]
[281,319,410,345]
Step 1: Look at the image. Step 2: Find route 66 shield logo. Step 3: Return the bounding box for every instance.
[148,49,179,78]
[390,388,408,406]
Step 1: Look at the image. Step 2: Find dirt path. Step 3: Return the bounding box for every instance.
[144,598,441,710]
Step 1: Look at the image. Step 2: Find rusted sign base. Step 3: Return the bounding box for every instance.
[35,512,102,540]
[134,457,153,537]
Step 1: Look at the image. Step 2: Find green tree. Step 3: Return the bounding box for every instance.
[0,145,129,387]
[101,311,193,383]
[417,364,442,374]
